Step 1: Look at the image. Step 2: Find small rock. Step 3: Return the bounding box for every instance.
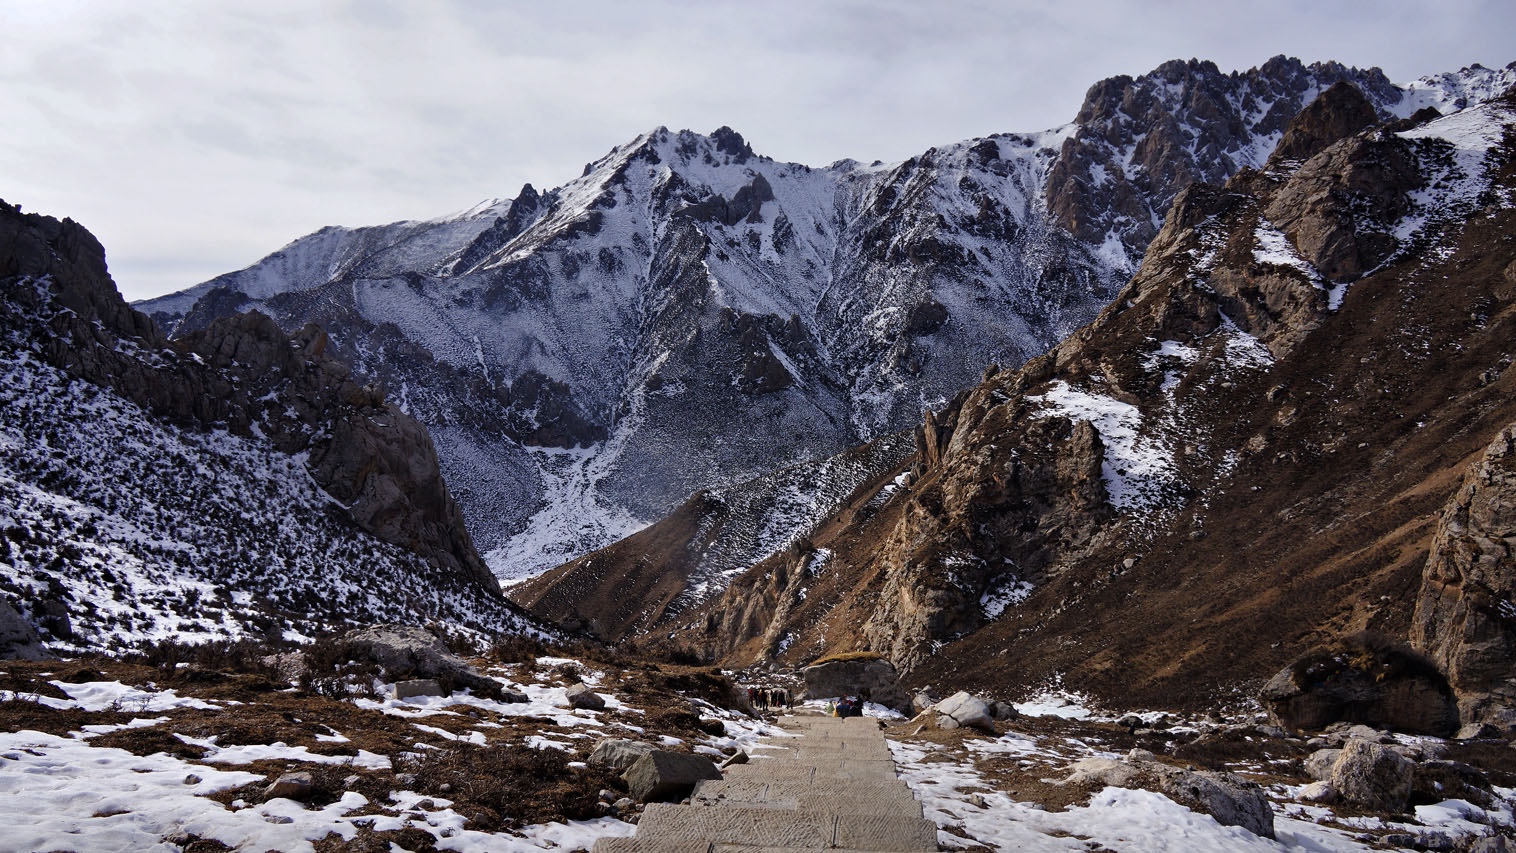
[599,789,616,802]
[394,678,445,700]
[264,771,313,801]
[968,793,989,809]
[989,700,1019,721]
[1344,724,1389,743]
[1306,737,1328,749]
[719,750,749,769]
[264,815,294,825]
[499,690,530,704]
[1127,748,1155,762]
[1255,725,1289,739]
[183,774,202,785]
[613,797,633,811]
[566,682,606,711]
[1117,714,1144,732]
[1304,748,1342,781]
[416,799,435,810]
[1298,781,1338,803]
[1457,721,1500,740]
[1471,836,1516,853]
[343,774,362,788]
[164,830,193,845]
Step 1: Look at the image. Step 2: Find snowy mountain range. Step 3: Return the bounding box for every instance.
[137,57,1516,595]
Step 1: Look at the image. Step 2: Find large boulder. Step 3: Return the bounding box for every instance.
[1329,739,1414,812]
[932,692,997,733]
[340,624,498,696]
[799,655,910,713]
[623,750,720,802]
[1304,748,1342,781]
[588,738,656,771]
[1260,634,1458,736]
[0,600,51,661]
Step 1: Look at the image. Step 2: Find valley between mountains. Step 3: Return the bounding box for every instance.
[3,53,1516,853]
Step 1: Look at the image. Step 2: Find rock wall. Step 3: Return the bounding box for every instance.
[1413,422,1516,725]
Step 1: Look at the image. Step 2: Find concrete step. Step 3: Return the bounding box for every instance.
[634,805,937,852]
[693,779,917,804]
[722,763,899,783]
[690,792,924,819]
[634,803,833,849]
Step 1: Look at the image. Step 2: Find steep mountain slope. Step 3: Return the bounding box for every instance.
[0,200,545,650]
[670,85,1516,718]
[138,58,1512,604]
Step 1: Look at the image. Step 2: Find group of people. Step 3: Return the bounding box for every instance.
[746,686,793,710]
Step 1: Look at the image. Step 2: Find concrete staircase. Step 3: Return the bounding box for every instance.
[593,714,939,853]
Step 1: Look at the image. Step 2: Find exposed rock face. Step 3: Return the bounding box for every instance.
[1260,639,1459,736]
[589,738,657,771]
[798,657,911,713]
[661,88,1516,710]
[1413,422,1516,724]
[1047,57,1402,260]
[1272,81,1382,163]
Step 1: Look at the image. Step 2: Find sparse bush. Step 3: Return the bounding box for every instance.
[488,634,546,664]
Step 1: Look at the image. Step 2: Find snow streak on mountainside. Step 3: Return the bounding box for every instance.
[138,57,1516,603]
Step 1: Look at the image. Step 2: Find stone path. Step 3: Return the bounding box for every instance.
[594,714,939,853]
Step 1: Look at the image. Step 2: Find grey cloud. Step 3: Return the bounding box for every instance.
[1,0,1510,301]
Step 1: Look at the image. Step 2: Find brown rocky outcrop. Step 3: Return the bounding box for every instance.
[1271,81,1381,163]
[1413,422,1516,726]
[1259,635,1458,736]
[660,88,1516,713]
[0,199,496,594]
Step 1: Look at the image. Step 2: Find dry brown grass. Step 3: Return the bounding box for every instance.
[809,650,884,665]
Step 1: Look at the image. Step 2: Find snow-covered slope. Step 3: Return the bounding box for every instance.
[0,202,547,650]
[137,57,1515,605]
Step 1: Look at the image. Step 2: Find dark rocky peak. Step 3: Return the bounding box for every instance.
[1271,81,1380,163]
[676,174,776,227]
[0,198,158,346]
[452,182,555,274]
[710,126,754,162]
[1049,57,1403,263]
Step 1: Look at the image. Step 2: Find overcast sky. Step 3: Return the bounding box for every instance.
[3,0,1511,301]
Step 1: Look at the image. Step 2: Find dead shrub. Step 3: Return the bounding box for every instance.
[399,743,620,830]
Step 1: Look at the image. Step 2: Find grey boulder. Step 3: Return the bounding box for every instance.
[0,600,51,661]
[799,656,911,714]
[623,750,720,802]
[341,624,498,696]
[933,691,997,733]
[1329,739,1414,812]
[589,738,656,771]
[265,771,313,800]
[566,682,606,710]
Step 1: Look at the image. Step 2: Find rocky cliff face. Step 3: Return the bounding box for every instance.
[136,59,1509,608]
[668,85,1516,714]
[1413,422,1516,725]
[0,199,540,649]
